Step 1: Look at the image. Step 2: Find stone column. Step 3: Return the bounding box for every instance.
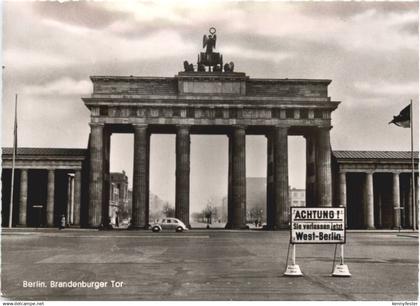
[401,177,407,228]
[226,134,234,228]
[88,123,104,227]
[102,129,111,227]
[46,169,55,227]
[66,174,73,225]
[229,126,247,229]
[266,131,275,229]
[339,171,347,228]
[73,170,82,226]
[18,169,28,226]
[132,124,149,229]
[273,126,289,229]
[377,191,382,228]
[175,125,191,228]
[393,172,401,229]
[316,127,332,207]
[415,175,419,229]
[364,172,375,229]
[305,132,317,207]
[406,176,412,228]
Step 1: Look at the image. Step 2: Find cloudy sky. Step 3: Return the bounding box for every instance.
[2,1,418,212]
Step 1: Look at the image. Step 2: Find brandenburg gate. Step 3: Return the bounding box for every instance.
[82,29,340,229]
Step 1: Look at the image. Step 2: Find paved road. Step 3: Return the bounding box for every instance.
[1,229,418,301]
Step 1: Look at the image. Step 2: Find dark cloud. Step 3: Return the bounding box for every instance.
[30,1,129,29]
[396,21,419,35]
[297,1,418,19]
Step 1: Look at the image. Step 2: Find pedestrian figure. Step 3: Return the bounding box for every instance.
[255,219,258,228]
[115,212,119,228]
[59,214,66,230]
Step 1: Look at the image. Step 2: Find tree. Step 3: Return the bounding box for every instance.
[249,207,263,222]
[162,202,175,217]
[203,202,218,224]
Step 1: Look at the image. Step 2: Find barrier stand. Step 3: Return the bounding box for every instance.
[284,243,303,277]
[332,243,351,277]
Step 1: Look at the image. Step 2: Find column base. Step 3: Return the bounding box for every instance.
[127,224,150,230]
[267,225,289,231]
[98,223,114,231]
[366,226,376,230]
[225,224,249,230]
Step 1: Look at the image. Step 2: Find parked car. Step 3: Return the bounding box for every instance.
[150,218,188,232]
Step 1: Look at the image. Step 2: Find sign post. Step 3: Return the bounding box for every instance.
[285,207,350,277]
[284,242,303,276]
[332,244,351,277]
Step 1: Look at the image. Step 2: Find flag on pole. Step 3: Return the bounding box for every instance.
[13,94,18,154]
[389,104,411,128]
[9,94,18,228]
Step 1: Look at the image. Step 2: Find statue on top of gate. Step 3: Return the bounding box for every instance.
[198,27,223,72]
[183,27,234,73]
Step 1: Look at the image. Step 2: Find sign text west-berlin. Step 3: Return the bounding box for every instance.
[290,207,345,244]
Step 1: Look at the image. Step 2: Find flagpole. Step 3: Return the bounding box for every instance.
[410,99,416,231]
[8,94,18,228]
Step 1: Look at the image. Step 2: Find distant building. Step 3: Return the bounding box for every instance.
[289,188,306,207]
[109,171,129,226]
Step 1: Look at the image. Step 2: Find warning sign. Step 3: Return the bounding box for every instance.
[290,207,345,244]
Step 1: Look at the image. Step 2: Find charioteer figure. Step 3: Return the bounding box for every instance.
[183,27,235,73]
[198,27,223,72]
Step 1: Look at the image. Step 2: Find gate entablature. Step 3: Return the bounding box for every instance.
[83,75,339,129]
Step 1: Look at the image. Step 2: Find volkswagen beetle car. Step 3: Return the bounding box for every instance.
[150,218,188,232]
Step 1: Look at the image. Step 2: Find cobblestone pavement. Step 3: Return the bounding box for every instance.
[1,229,418,301]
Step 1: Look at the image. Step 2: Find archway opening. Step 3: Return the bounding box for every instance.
[190,135,227,228]
[288,136,307,208]
[109,133,133,227]
[246,135,267,228]
[149,134,176,222]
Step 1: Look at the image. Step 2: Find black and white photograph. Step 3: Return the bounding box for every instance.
[1,0,419,303]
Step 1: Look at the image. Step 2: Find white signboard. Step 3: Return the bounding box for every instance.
[290,207,345,244]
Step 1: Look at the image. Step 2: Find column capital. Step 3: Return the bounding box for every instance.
[89,122,104,128]
[231,126,247,138]
[317,125,333,131]
[232,124,247,130]
[176,124,191,131]
[274,124,290,129]
[132,123,148,129]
